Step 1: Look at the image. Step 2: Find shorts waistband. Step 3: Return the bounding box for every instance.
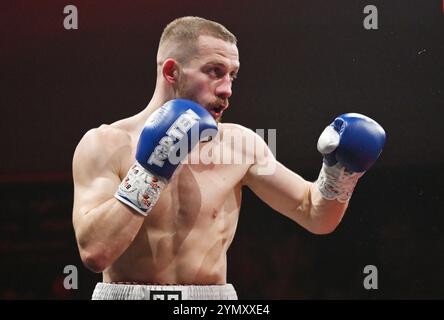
[92,282,238,300]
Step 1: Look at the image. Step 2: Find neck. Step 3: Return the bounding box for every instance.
[140,82,175,119]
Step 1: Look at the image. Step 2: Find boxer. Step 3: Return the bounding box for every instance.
[72,16,385,300]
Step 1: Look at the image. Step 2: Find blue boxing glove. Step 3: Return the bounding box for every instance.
[115,99,218,215]
[315,113,386,202]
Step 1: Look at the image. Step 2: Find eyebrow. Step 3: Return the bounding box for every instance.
[205,60,240,72]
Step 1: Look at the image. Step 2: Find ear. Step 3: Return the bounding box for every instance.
[162,59,179,84]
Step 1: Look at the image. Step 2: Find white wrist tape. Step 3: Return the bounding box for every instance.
[114,162,166,216]
[315,162,364,203]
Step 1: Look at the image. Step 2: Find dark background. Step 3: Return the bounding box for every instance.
[1,0,443,299]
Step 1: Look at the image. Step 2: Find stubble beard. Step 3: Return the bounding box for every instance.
[176,79,223,123]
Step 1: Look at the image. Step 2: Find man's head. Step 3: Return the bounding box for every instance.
[156,17,240,121]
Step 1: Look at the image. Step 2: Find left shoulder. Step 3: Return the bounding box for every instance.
[217,123,273,165]
[218,122,258,138]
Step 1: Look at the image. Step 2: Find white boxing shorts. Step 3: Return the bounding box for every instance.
[91,282,238,300]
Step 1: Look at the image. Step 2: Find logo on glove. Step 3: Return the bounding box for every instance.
[147,109,200,168]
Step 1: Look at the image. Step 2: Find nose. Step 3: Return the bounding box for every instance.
[215,75,232,99]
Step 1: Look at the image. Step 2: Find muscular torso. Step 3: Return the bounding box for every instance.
[103,116,250,284]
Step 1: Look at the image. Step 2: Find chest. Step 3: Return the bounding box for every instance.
[119,136,247,215]
[120,129,248,189]
[144,162,244,229]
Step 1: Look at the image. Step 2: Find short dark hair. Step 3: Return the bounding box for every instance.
[157,16,237,65]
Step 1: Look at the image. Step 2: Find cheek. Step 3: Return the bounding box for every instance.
[187,74,212,94]
[180,68,217,99]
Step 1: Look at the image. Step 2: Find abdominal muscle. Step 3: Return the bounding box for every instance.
[103,162,244,285]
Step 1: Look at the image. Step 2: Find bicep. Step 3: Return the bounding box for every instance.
[73,173,121,217]
[244,160,310,218]
[72,131,125,228]
[236,125,311,220]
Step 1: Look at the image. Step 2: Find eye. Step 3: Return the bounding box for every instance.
[214,67,225,78]
[204,65,237,82]
[205,67,216,78]
[205,66,225,79]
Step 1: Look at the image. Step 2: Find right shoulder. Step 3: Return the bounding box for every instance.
[77,124,131,153]
[73,125,131,175]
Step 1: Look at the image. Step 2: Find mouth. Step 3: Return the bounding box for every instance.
[208,103,228,119]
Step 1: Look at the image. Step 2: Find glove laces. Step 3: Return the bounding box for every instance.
[315,162,364,203]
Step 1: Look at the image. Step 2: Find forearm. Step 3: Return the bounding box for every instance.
[75,198,145,272]
[287,180,348,235]
[306,182,349,234]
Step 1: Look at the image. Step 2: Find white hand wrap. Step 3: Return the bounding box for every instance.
[114,162,166,216]
[315,162,364,203]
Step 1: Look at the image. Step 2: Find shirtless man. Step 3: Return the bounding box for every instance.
[72,16,386,300]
